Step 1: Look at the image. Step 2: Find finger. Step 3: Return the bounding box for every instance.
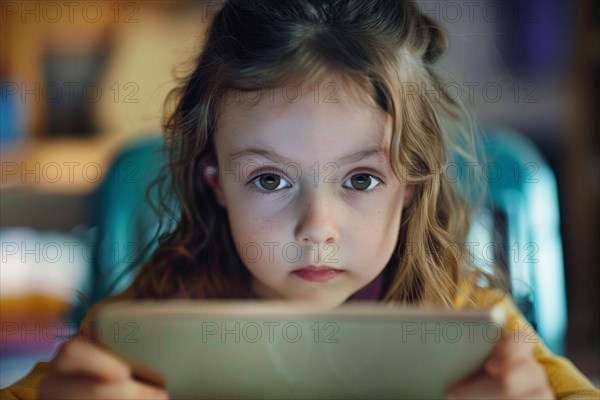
[487,327,537,371]
[37,374,169,400]
[447,358,550,399]
[446,370,499,399]
[494,358,550,398]
[52,336,131,382]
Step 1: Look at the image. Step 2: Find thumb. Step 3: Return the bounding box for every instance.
[485,323,537,376]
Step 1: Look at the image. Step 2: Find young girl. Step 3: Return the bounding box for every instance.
[3,1,598,399]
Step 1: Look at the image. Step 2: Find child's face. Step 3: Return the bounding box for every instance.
[205,77,413,308]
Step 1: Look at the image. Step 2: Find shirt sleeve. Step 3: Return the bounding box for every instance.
[0,361,51,400]
[470,288,600,399]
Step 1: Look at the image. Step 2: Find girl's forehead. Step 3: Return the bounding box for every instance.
[218,88,389,142]
[215,90,392,168]
[219,79,386,128]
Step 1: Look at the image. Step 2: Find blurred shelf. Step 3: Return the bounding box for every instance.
[0,188,88,231]
[0,135,132,231]
[1,135,128,194]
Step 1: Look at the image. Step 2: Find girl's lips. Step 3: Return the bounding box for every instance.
[291,267,343,282]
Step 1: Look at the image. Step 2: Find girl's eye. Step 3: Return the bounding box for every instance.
[343,174,381,191]
[250,173,292,192]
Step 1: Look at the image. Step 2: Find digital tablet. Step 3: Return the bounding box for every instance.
[94,300,507,399]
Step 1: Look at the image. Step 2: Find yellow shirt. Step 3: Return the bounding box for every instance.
[2,285,599,399]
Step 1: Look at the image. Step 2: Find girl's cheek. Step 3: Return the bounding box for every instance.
[351,195,396,222]
[242,193,292,215]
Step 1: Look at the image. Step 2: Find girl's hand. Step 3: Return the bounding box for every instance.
[445,328,554,399]
[37,334,169,400]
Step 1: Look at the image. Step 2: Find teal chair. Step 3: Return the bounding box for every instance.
[72,128,567,355]
[70,134,167,326]
[458,127,567,355]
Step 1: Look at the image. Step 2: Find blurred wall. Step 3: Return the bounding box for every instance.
[1,0,212,140]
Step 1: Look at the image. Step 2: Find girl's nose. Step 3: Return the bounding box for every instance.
[294,195,340,246]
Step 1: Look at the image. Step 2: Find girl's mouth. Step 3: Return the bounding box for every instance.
[291,266,344,282]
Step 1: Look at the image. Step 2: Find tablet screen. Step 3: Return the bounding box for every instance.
[95,301,506,399]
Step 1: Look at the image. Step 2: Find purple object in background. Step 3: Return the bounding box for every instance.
[504,1,572,77]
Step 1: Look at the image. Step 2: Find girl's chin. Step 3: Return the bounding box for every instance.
[283,293,349,309]
[251,279,351,307]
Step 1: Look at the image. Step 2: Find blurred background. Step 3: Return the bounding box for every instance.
[1,0,598,389]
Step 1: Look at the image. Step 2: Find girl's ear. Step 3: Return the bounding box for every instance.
[204,164,227,208]
[403,184,415,208]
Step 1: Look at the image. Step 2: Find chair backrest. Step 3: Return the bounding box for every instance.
[73,129,567,354]
[70,135,166,326]
[463,127,567,355]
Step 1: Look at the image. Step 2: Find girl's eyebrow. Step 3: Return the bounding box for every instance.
[227,147,387,166]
